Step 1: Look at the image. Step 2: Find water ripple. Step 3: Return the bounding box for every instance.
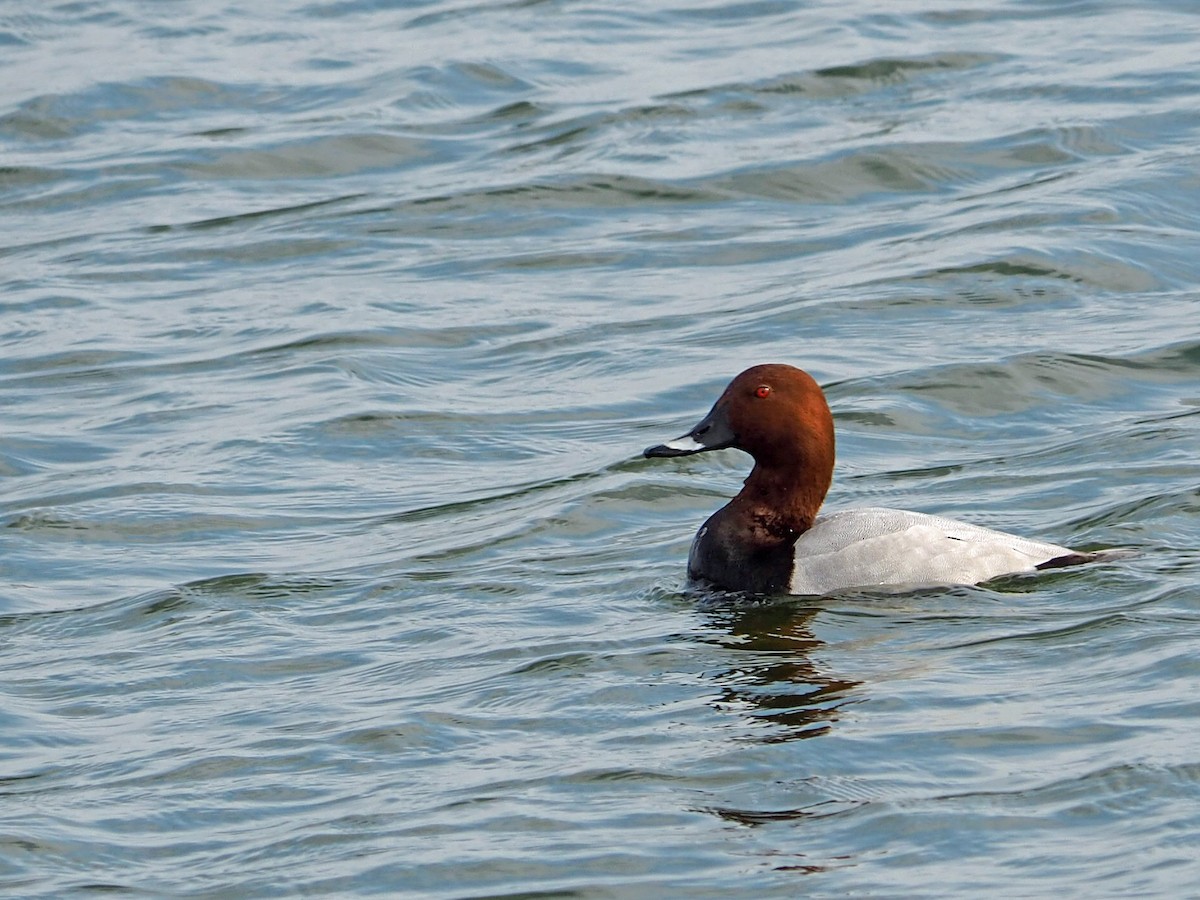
[2,0,1200,896]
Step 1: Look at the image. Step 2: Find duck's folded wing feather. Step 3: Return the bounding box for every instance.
[789,507,1074,595]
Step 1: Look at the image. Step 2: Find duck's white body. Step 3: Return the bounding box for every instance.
[780,507,1077,595]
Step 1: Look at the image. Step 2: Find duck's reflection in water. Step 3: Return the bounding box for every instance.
[698,598,860,743]
[697,597,865,852]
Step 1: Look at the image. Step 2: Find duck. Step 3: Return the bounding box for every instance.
[644,363,1127,595]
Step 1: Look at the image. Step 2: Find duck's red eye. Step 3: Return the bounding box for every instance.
[755,385,771,399]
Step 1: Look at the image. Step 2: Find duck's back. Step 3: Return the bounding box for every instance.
[789,507,1077,595]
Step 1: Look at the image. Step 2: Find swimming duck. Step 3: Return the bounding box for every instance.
[644,363,1125,595]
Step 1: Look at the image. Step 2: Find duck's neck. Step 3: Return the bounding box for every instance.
[731,460,830,544]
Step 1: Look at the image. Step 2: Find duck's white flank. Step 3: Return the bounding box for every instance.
[784,507,1075,595]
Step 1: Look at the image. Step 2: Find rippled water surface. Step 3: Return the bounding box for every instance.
[3,1,1200,896]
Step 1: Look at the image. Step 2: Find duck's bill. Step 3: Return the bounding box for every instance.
[644,434,708,457]
[644,408,735,458]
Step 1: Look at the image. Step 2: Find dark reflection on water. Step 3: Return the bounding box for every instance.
[700,599,861,743]
[697,597,867,849]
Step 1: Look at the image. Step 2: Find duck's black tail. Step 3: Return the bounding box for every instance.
[1036,548,1138,570]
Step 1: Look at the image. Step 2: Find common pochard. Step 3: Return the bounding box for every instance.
[645,364,1127,595]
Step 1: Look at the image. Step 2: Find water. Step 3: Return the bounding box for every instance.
[2,0,1199,895]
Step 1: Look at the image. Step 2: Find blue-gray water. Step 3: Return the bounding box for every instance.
[3,1,1199,896]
